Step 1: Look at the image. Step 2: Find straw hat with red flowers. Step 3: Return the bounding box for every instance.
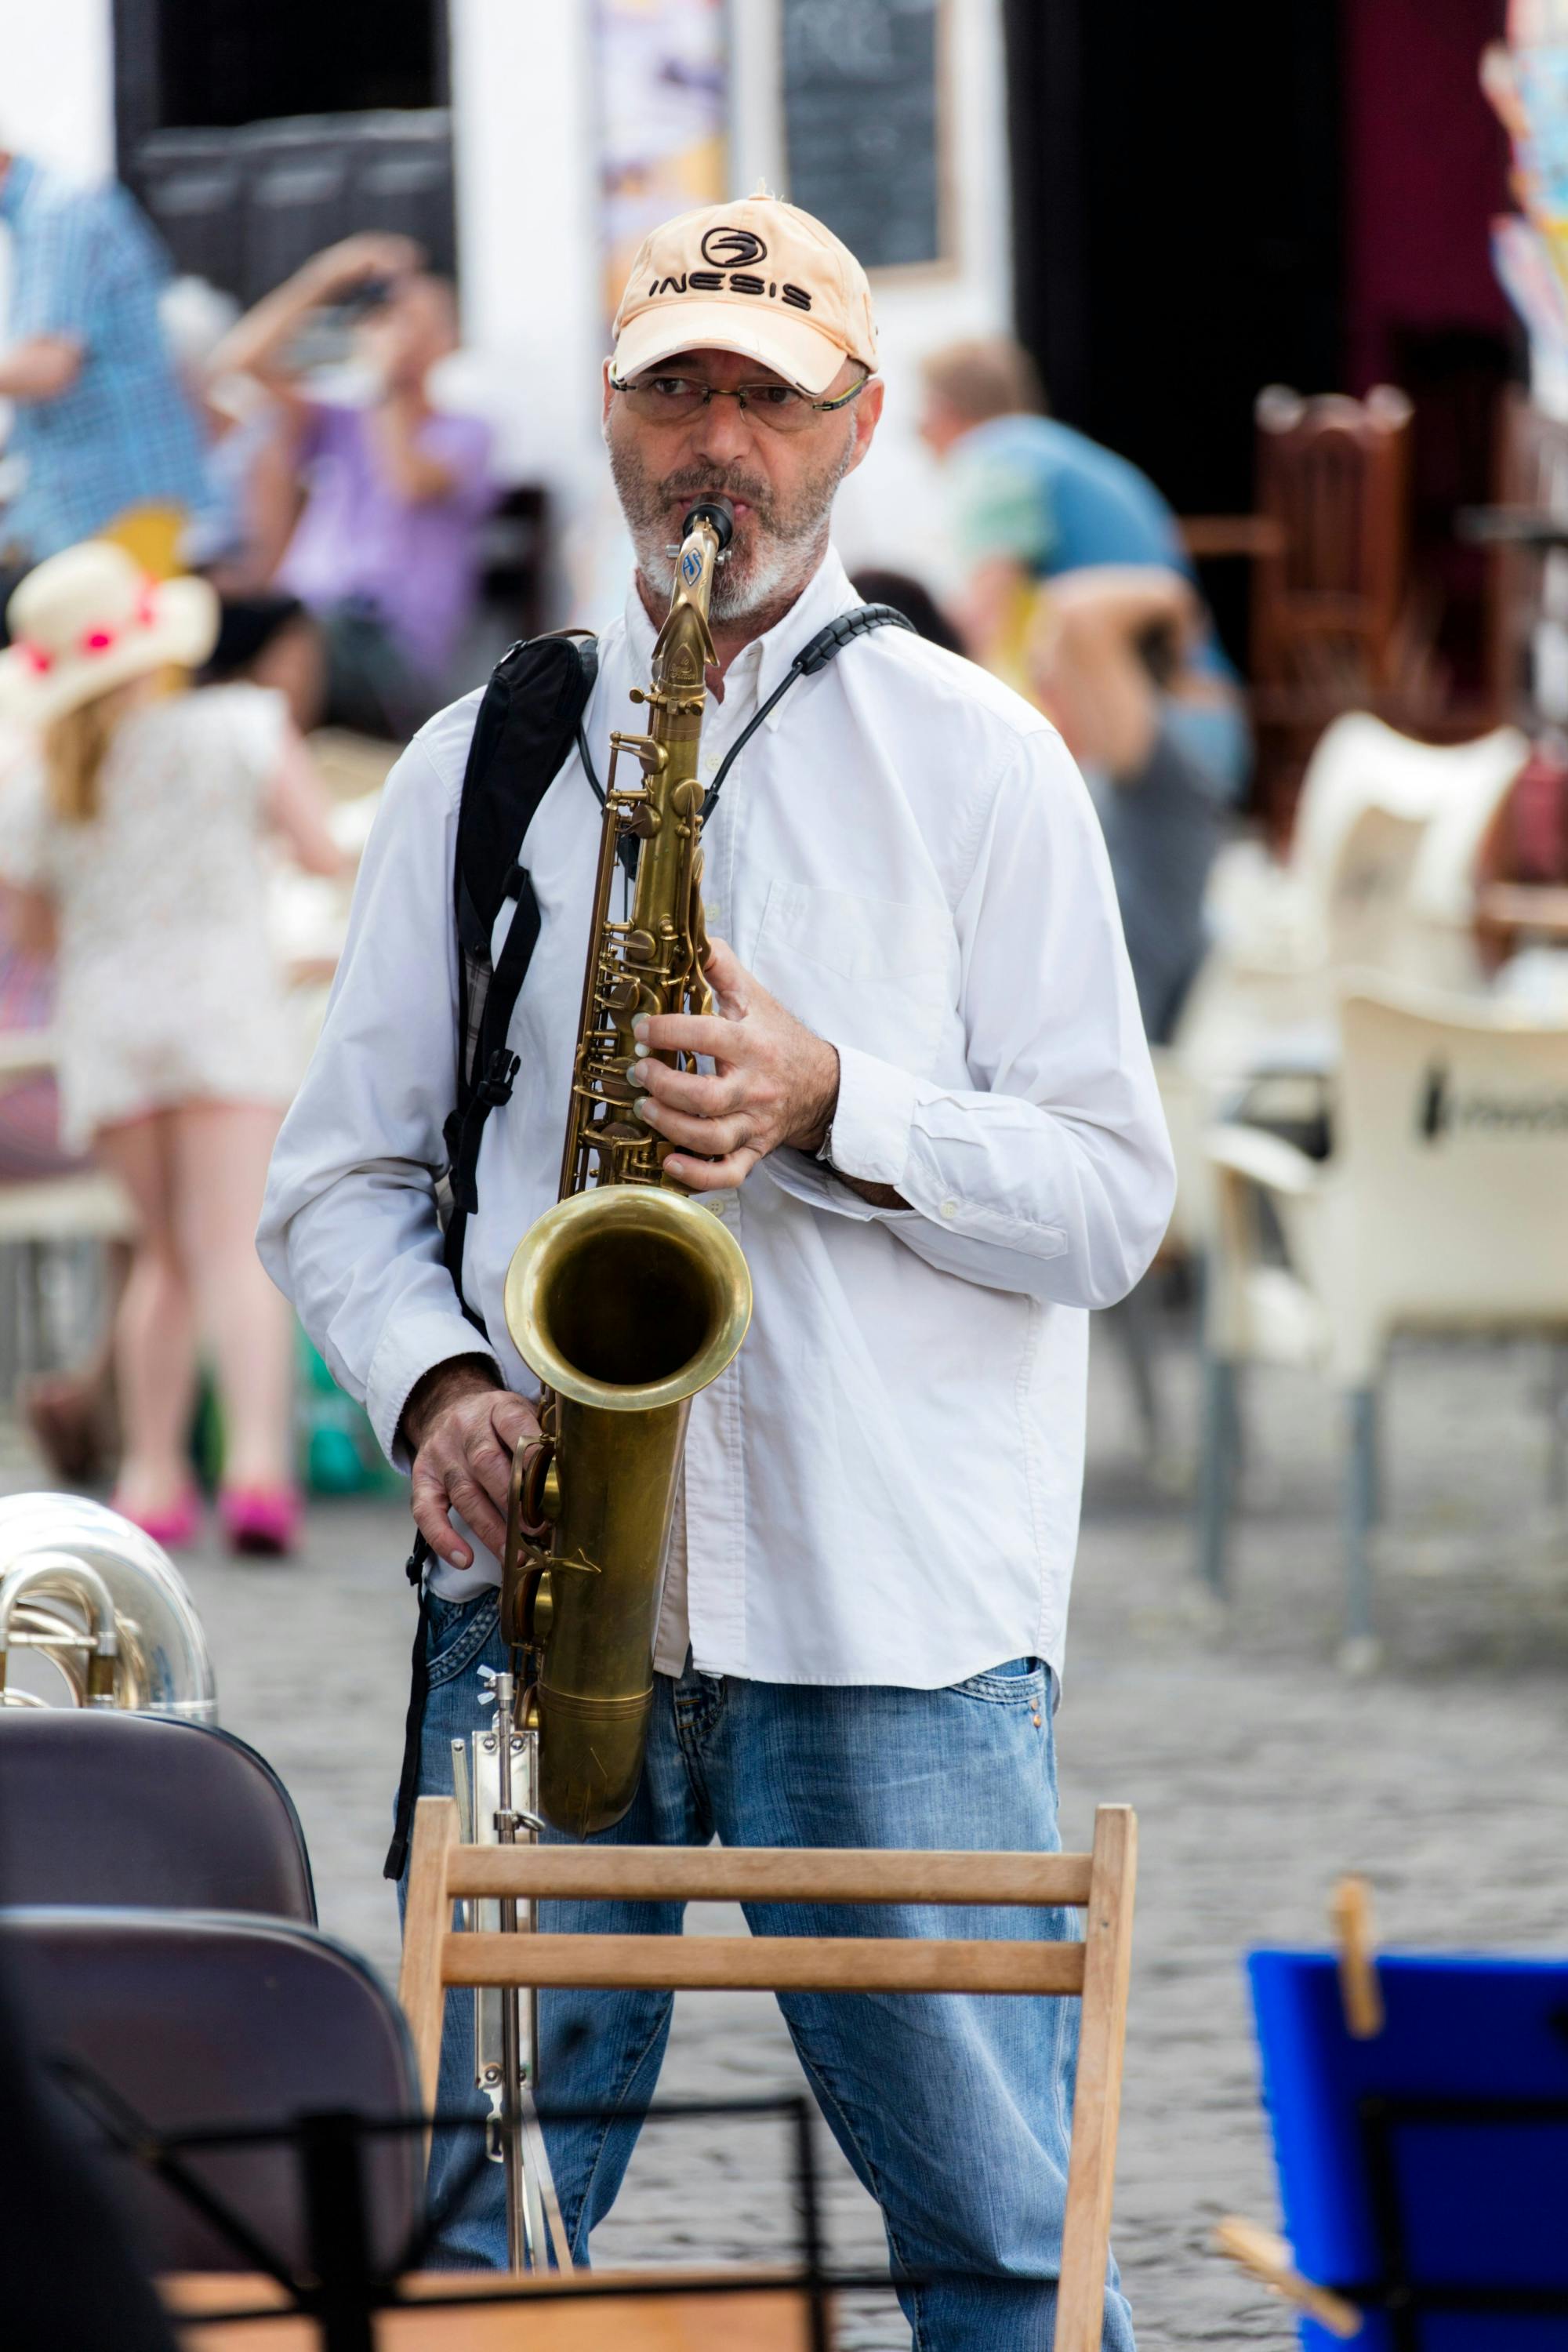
[0,542,219,728]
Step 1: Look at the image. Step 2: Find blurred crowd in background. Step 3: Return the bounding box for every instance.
[2,0,1566,1621]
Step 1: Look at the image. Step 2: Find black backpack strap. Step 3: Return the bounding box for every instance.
[441,630,599,1295]
[701,604,916,824]
[384,632,597,1883]
[383,1548,434,1881]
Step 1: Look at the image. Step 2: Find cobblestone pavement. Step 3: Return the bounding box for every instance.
[7,1319,1568,2347]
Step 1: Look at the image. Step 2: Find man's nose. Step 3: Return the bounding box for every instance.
[688,390,758,472]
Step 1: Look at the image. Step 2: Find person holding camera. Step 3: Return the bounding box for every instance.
[216,234,495,739]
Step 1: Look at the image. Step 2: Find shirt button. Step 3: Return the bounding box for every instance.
[939,1199,959,1220]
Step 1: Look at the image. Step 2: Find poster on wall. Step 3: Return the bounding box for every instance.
[782,0,948,274]
[596,0,730,328]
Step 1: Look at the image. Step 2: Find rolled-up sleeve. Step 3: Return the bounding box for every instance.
[257,726,497,1465]
[767,724,1174,1310]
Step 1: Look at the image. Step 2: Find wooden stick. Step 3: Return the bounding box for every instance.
[1214,2216,1364,2338]
[444,1845,1094,1907]
[442,1931,1087,1996]
[397,1795,460,2135]
[1055,1806,1138,2352]
[1329,1876,1384,2038]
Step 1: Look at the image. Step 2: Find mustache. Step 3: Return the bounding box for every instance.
[656,465,774,523]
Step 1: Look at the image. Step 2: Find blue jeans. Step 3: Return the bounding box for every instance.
[403,1587,1135,2351]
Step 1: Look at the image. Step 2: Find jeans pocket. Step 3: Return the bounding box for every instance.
[424,1588,500,1688]
[954,1655,1047,1704]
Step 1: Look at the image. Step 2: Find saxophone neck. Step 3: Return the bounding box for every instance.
[651,501,732,695]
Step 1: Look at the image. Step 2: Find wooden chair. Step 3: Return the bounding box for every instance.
[399,1799,1138,2352]
[1183,386,1428,834]
[1250,387,1416,707]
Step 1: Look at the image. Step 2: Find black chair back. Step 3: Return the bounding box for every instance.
[2,1910,422,2274]
[0,1714,314,1918]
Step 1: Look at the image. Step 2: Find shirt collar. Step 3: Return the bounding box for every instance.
[0,155,38,223]
[620,543,858,734]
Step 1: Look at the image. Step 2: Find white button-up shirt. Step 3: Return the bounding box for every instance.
[259,547,1173,1690]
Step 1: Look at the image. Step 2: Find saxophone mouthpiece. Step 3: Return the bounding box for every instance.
[681,496,735,552]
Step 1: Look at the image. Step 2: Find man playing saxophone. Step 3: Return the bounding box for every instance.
[260,197,1172,2347]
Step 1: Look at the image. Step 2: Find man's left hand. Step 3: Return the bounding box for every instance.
[630,936,838,1192]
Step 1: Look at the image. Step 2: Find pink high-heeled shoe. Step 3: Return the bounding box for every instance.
[109,1486,202,1551]
[219,1485,303,1559]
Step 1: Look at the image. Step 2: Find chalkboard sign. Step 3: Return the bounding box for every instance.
[782,0,946,273]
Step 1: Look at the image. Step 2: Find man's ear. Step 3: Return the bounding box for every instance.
[601,357,615,430]
[843,376,885,480]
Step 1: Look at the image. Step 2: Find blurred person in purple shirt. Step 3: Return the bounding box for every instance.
[217,235,495,738]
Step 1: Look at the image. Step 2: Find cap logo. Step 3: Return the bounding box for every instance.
[701,226,768,268]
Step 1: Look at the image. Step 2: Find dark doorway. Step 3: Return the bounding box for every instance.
[111,0,454,305]
[1003,0,1344,522]
[155,0,443,129]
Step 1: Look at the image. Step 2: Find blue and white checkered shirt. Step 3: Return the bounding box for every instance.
[0,155,211,562]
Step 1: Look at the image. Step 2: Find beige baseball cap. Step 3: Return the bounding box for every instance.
[611,195,878,398]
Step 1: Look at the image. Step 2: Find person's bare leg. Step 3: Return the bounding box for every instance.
[92,1114,198,1514]
[171,1102,294,1490]
[249,613,326,735]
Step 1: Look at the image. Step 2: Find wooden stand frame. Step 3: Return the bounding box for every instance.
[399,1799,1137,2352]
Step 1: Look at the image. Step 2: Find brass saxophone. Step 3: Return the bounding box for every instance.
[500,498,753,1837]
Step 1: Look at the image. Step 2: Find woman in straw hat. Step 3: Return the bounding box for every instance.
[0,541,343,1553]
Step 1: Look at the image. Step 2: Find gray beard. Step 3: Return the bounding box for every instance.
[607,432,855,621]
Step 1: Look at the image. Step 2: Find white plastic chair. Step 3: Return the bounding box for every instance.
[1397,729,1536,989]
[1195,979,1568,1660]
[1176,717,1528,1094]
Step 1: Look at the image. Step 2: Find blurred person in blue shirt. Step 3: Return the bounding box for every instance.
[0,150,211,568]
[921,336,1247,1040]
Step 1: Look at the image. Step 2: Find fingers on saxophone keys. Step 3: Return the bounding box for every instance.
[641,1103,749,1154]
[489,1393,541,1451]
[630,1060,740,1114]
[468,1436,516,1510]
[633,1012,737,1061]
[665,1148,755,1191]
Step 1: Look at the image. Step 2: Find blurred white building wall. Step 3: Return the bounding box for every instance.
[448,1,605,514]
[0,0,115,381]
[1,0,115,181]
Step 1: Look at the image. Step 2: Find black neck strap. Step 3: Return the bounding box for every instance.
[700,602,914,824]
[584,601,915,855]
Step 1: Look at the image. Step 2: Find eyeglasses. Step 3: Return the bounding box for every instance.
[608,370,873,433]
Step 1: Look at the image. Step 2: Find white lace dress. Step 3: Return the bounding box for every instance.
[0,685,299,1148]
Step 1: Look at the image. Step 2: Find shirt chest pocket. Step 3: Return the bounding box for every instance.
[750,881,953,1073]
